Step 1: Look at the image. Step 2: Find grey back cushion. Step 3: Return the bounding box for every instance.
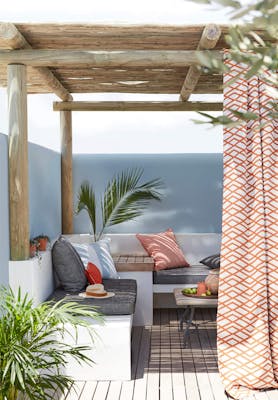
[52,237,88,292]
[199,253,220,269]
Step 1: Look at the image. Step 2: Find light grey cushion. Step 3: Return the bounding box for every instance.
[153,265,210,285]
[47,279,137,315]
[52,237,88,292]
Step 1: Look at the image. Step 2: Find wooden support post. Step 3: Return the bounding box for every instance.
[8,64,30,260]
[60,110,73,234]
[180,24,221,101]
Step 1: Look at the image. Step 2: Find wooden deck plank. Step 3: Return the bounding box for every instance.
[146,314,160,400]
[120,327,143,400]
[255,391,272,399]
[106,381,122,400]
[92,382,110,400]
[267,389,278,399]
[56,384,73,400]
[188,309,215,400]
[160,309,173,400]
[64,381,85,400]
[169,309,187,400]
[79,381,97,400]
[178,309,202,400]
[132,327,151,400]
[199,309,227,400]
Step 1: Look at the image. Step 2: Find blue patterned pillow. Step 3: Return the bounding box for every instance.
[200,254,220,269]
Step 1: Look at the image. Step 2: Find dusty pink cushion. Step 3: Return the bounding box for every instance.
[136,228,190,271]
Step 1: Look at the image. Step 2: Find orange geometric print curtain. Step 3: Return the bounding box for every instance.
[217,57,278,399]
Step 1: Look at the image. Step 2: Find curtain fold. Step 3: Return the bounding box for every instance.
[217,57,278,399]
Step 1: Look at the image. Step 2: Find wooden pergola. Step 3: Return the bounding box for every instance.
[0,22,229,260]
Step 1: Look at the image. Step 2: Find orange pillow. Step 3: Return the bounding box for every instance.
[136,228,190,271]
[85,262,103,284]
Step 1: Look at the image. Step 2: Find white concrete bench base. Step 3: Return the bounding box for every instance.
[63,315,133,381]
[9,253,133,381]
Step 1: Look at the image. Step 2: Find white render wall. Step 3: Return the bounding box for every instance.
[0,133,61,286]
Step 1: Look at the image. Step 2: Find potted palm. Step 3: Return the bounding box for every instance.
[0,287,102,400]
[76,168,163,241]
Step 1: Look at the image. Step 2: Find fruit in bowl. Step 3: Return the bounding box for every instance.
[182,287,214,296]
[182,287,197,295]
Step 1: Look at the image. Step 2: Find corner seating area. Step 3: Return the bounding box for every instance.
[65,233,221,326]
[49,232,220,381]
[10,232,221,382]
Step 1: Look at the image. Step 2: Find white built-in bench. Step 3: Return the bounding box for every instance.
[107,233,221,325]
[9,251,134,381]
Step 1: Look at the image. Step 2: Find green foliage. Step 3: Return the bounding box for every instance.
[0,287,102,400]
[76,168,163,241]
[191,0,278,126]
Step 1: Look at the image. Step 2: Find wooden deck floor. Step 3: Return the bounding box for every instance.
[60,309,278,400]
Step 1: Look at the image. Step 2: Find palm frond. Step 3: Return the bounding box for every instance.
[0,286,101,400]
[76,182,97,240]
[98,168,163,239]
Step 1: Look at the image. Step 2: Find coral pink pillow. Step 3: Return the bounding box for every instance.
[136,228,189,271]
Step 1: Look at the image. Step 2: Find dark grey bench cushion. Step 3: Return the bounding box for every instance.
[47,279,137,316]
[153,265,210,285]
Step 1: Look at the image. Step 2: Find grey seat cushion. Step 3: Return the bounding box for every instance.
[153,265,210,285]
[47,279,137,316]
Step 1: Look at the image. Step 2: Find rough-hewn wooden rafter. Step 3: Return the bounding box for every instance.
[53,101,222,112]
[180,24,221,101]
[0,49,221,68]
[13,23,229,50]
[0,22,72,101]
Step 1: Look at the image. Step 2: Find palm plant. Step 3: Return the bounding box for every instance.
[76,168,163,241]
[0,287,102,400]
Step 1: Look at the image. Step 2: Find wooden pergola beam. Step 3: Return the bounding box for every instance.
[180,24,221,101]
[53,101,222,112]
[0,23,72,101]
[0,49,221,68]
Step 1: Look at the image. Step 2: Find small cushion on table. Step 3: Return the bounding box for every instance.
[199,253,220,269]
[153,264,210,285]
[47,279,137,316]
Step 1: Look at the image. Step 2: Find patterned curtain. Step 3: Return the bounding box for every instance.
[217,57,278,399]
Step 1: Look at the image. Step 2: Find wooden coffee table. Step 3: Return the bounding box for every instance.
[173,288,218,347]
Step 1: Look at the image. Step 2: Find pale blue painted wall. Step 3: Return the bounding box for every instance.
[0,134,9,285]
[0,134,61,286]
[73,154,223,235]
[29,143,61,239]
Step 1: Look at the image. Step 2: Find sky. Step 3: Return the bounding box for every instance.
[0,0,231,153]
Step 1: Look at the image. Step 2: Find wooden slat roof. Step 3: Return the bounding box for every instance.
[0,23,230,95]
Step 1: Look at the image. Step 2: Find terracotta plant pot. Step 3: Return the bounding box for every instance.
[37,238,48,251]
[29,244,37,258]
[205,268,220,295]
